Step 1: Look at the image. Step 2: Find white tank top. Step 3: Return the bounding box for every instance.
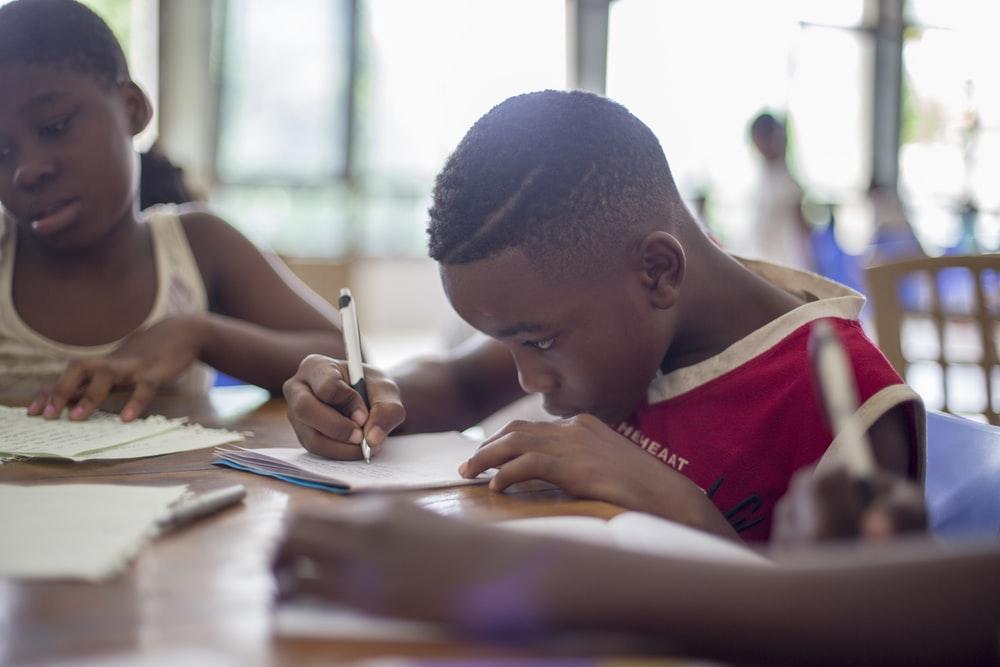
[0,206,214,400]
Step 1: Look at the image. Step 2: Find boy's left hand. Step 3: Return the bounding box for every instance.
[459,415,738,539]
[27,315,208,422]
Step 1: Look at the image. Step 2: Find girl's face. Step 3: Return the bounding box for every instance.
[0,63,149,253]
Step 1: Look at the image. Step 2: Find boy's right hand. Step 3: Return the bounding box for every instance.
[283,354,406,460]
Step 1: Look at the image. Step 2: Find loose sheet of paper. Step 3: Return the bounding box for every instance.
[0,406,243,460]
[216,432,491,492]
[77,424,245,460]
[0,483,188,580]
[0,406,184,457]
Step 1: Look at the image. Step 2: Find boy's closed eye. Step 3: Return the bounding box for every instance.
[37,111,76,139]
[522,337,556,351]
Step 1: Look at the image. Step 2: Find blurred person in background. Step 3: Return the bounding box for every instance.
[748,111,815,272]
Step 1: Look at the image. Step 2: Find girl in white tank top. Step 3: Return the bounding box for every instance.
[0,207,213,400]
[0,1,344,423]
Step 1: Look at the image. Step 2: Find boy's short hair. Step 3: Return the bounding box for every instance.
[427,90,684,272]
[0,0,129,88]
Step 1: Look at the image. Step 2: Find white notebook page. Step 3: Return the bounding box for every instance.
[217,431,492,491]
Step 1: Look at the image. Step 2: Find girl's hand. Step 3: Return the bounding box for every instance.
[27,315,209,421]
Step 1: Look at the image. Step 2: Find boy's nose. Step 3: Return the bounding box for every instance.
[514,356,559,395]
[13,153,57,192]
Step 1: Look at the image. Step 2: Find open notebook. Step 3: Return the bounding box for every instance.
[275,510,769,642]
[0,406,244,461]
[214,432,492,493]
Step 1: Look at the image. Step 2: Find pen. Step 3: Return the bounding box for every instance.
[338,288,372,463]
[157,484,246,532]
[809,319,876,497]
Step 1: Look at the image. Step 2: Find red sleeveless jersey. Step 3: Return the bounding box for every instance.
[616,260,924,542]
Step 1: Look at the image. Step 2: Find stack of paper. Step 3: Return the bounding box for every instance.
[0,405,243,461]
[0,483,188,580]
[215,432,492,492]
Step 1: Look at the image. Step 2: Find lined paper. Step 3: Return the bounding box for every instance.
[0,406,243,461]
[216,432,491,492]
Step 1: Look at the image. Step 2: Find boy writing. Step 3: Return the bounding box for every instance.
[284,90,924,542]
[0,0,344,420]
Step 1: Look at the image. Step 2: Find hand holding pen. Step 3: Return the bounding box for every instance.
[281,290,407,461]
[771,319,927,545]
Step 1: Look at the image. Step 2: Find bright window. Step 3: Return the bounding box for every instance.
[606,0,870,252]
[212,0,565,257]
[900,0,1000,252]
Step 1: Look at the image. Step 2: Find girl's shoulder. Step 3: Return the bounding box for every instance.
[162,204,268,294]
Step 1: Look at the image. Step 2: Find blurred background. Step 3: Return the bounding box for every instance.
[39,0,1000,419]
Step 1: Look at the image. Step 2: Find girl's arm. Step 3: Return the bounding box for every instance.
[31,209,345,421]
[181,209,344,392]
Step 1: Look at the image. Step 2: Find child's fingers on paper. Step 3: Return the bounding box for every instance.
[292,421,365,460]
[42,359,93,419]
[68,369,115,420]
[120,376,159,422]
[487,451,558,492]
[460,431,543,478]
[27,389,49,415]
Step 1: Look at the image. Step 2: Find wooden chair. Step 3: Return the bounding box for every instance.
[866,254,1000,424]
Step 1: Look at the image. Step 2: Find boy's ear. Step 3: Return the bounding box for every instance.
[120,81,153,137]
[636,231,685,309]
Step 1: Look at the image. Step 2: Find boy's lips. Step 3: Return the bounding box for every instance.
[30,198,81,237]
[543,399,580,418]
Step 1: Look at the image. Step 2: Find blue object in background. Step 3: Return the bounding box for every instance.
[811,223,865,295]
[925,410,1000,539]
[213,370,245,387]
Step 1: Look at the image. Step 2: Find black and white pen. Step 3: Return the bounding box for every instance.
[338,287,372,463]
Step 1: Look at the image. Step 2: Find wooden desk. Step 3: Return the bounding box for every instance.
[0,388,623,666]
